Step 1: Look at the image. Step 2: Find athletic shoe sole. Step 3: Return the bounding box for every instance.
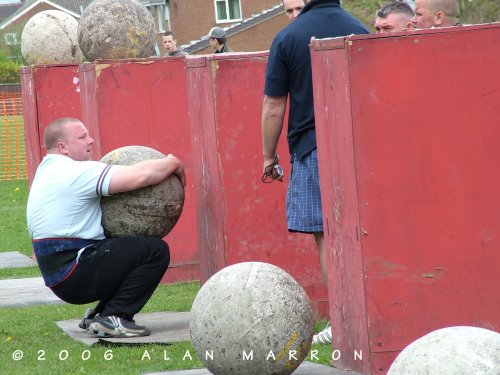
[88,319,151,338]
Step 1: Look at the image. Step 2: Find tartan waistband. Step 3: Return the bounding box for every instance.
[32,238,99,257]
[32,238,100,287]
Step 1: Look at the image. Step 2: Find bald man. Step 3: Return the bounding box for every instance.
[411,0,459,28]
[283,0,307,21]
[27,117,185,338]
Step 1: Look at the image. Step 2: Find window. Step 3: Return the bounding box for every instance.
[144,0,170,33]
[215,0,242,23]
[164,4,171,34]
[157,4,165,32]
[4,33,20,46]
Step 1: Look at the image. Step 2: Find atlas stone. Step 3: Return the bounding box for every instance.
[388,326,500,375]
[100,146,184,238]
[21,10,84,65]
[190,262,314,375]
[77,0,156,61]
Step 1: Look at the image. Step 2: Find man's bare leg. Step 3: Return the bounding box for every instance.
[314,231,326,282]
[312,231,332,344]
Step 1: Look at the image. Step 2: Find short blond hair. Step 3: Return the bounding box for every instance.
[429,0,458,17]
[44,117,81,150]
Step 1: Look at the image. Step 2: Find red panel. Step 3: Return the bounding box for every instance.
[312,24,500,374]
[186,52,329,318]
[79,58,199,284]
[161,263,200,284]
[33,64,81,132]
[185,56,227,284]
[20,66,40,186]
[311,36,370,373]
[21,64,81,185]
[79,63,103,159]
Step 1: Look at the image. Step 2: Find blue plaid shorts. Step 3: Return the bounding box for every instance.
[286,149,323,233]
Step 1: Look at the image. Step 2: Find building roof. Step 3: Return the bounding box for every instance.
[0,3,22,24]
[139,0,165,6]
[184,4,284,54]
[0,0,93,29]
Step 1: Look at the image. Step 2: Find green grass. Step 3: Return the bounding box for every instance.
[0,266,40,280]
[0,282,204,375]
[0,179,40,279]
[0,282,333,374]
[0,179,31,256]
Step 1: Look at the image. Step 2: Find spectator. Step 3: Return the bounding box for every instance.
[162,31,188,57]
[261,0,369,345]
[283,0,307,21]
[375,1,414,33]
[203,27,233,53]
[411,0,459,28]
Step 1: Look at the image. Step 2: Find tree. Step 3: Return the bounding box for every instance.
[459,0,500,24]
[0,50,22,83]
[342,0,500,29]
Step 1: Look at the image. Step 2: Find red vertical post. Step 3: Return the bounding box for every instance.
[20,66,40,186]
[185,56,227,282]
[78,62,102,160]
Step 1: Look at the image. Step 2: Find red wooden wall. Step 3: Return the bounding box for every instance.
[185,52,329,318]
[311,24,500,374]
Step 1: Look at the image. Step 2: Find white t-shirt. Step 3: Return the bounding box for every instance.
[27,154,117,240]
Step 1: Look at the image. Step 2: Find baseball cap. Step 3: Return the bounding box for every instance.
[202,27,226,40]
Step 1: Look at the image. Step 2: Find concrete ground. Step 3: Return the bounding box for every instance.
[0,276,64,307]
[0,251,37,269]
[144,361,360,374]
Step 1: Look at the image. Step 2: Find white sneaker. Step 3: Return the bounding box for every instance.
[88,315,151,338]
[312,323,332,344]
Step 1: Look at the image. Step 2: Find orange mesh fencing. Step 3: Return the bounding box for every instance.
[0,91,27,180]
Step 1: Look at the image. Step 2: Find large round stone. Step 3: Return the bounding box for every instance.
[190,262,314,375]
[77,0,156,61]
[21,10,84,65]
[388,326,500,375]
[100,146,184,238]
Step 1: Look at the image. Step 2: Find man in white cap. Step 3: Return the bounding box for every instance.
[203,27,233,53]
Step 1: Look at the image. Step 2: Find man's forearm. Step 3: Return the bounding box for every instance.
[262,95,287,160]
[109,155,185,194]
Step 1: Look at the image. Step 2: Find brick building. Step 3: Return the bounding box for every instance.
[0,0,23,24]
[182,4,287,54]
[161,0,288,54]
[0,0,289,59]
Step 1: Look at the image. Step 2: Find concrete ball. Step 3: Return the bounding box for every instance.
[21,10,84,65]
[100,146,184,238]
[77,0,156,61]
[388,326,500,375]
[190,262,315,375]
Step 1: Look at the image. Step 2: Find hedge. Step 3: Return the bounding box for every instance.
[0,52,22,83]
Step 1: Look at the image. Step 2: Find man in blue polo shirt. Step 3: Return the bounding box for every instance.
[261,0,368,344]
